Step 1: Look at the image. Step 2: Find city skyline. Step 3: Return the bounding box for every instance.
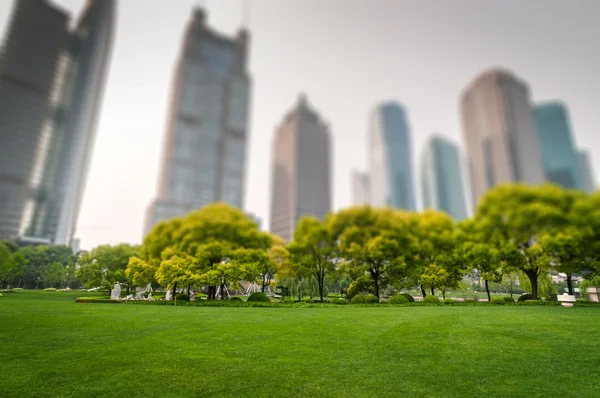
[0,0,598,249]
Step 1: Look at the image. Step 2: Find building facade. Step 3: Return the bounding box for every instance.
[460,68,545,207]
[0,0,69,241]
[368,102,416,210]
[534,102,582,189]
[21,0,116,245]
[144,8,251,236]
[351,170,370,206]
[270,94,331,242]
[421,135,467,221]
[578,150,596,193]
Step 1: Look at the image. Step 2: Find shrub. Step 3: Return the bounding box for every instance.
[400,293,415,303]
[175,293,189,301]
[503,296,514,304]
[12,288,24,291]
[365,294,380,304]
[229,296,243,302]
[423,295,441,304]
[490,297,506,305]
[247,292,270,302]
[463,299,476,304]
[304,298,314,303]
[518,293,533,302]
[0,289,15,293]
[443,298,456,305]
[43,288,57,292]
[0,293,3,297]
[390,295,409,304]
[283,297,295,304]
[57,288,72,292]
[351,294,367,304]
[333,298,348,305]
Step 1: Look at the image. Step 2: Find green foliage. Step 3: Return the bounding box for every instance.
[463,299,476,304]
[347,275,373,297]
[423,295,441,304]
[77,243,140,294]
[304,298,314,303]
[518,294,533,302]
[443,298,456,304]
[247,292,270,302]
[229,297,243,302]
[400,293,415,302]
[175,293,189,301]
[490,297,506,305]
[390,295,409,304]
[503,297,515,304]
[331,298,348,305]
[43,288,57,292]
[365,294,379,304]
[283,297,295,304]
[351,294,367,304]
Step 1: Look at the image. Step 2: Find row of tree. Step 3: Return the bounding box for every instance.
[124,183,600,301]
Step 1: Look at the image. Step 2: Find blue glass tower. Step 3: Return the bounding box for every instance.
[534,102,582,189]
[368,102,416,210]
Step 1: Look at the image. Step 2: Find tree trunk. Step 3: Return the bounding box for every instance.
[421,285,427,297]
[187,286,190,296]
[430,287,435,296]
[373,276,380,298]
[485,279,491,302]
[565,274,573,295]
[172,282,178,300]
[523,268,539,299]
[442,289,446,300]
[220,283,225,300]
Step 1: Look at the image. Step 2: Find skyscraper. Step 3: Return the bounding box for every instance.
[421,135,467,221]
[534,102,582,189]
[368,102,416,210]
[351,170,370,206]
[22,0,116,245]
[461,68,545,207]
[578,150,596,193]
[270,94,331,242]
[144,8,251,236]
[0,0,69,241]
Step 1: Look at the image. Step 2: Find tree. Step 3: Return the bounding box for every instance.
[330,206,410,299]
[419,264,451,299]
[41,262,66,288]
[474,184,568,299]
[77,243,140,295]
[406,210,457,297]
[288,216,339,301]
[134,203,271,299]
[154,249,200,297]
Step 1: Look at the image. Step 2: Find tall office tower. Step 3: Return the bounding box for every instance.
[578,150,596,193]
[460,68,545,207]
[351,170,370,206]
[0,0,69,241]
[534,102,582,189]
[421,135,467,221]
[144,8,251,236]
[21,0,116,245]
[270,94,331,242]
[368,102,416,210]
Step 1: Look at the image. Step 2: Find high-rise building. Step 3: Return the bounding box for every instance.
[0,0,69,241]
[534,102,582,189]
[421,135,467,221]
[351,170,370,206]
[270,94,331,242]
[578,150,596,193]
[368,102,416,210]
[21,0,116,245]
[144,8,251,236]
[460,68,545,207]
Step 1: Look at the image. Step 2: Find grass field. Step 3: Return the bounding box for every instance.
[1,291,599,397]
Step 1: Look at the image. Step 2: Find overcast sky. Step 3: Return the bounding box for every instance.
[1,0,599,250]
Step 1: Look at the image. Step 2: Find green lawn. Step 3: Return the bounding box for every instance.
[1,291,599,397]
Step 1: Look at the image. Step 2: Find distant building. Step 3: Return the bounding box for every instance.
[421,135,467,221]
[368,102,416,210]
[461,68,545,207]
[351,170,370,206]
[0,0,69,241]
[578,150,596,193]
[270,94,332,242]
[534,102,582,189]
[144,8,251,237]
[0,0,115,246]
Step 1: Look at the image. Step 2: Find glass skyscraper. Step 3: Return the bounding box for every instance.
[578,150,596,193]
[421,135,467,221]
[0,0,115,245]
[533,102,582,189]
[145,8,251,236]
[368,102,416,210]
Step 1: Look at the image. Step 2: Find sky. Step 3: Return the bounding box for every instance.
[1,0,599,250]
